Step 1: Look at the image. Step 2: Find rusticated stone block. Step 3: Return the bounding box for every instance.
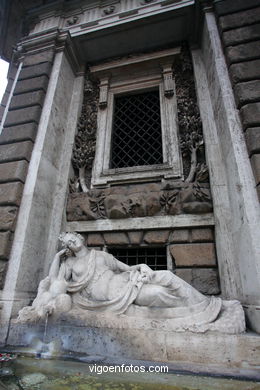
[234,80,260,108]
[0,231,12,260]
[230,59,260,83]
[245,127,260,156]
[0,141,33,163]
[5,106,41,127]
[14,75,49,95]
[19,62,52,80]
[0,160,28,183]
[0,207,18,231]
[175,268,220,295]
[10,90,45,110]
[0,123,37,145]
[191,228,214,243]
[223,24,260,47]
[87,233,105,246]
[0,260,8,290]
[128,231,143,245]
[169,229,189,243]
[103,232,129,246]
[170,243,216,267]
[250,154,260,185]
[219,7,260,31]
[226,41,260,65]
[143,230,170,245]
[241,103,260,128]
[23,50,54,66]
[215,0,260,16]
[0,182,23,206]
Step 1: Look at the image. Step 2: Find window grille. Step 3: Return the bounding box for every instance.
[108,247,167,271]
[111,90,163,168]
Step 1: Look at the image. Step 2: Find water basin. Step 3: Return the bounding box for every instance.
[1,356,260,390]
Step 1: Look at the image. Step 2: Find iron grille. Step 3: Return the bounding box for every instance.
[111,90,163,168]
[108,247,167,271]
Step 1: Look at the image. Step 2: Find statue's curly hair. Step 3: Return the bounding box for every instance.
[58,232,84,246]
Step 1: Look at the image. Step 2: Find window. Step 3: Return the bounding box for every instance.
[108,247,167,271]
[111,90,163,168]
[90,47,183,186]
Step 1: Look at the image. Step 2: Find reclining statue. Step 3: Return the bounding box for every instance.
[18,232,245,333]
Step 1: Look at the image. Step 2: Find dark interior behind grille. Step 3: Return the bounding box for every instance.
[108,247,167,271]
[111,90,163,168]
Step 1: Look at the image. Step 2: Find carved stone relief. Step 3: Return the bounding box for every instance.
[69,45,210,220]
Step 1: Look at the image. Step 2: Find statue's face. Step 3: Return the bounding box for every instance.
[63,233,83,253]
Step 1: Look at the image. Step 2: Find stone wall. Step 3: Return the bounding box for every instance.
[214,0,260,198]
[84,226,219,295]
[0,49,54,290]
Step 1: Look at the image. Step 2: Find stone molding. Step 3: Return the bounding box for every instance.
[27,0,195,38]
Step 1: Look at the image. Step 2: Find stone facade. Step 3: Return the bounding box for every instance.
[214,0,260,198]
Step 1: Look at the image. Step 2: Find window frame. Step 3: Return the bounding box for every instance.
[90,48,183,187]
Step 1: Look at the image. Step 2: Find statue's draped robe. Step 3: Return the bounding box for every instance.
[64,249,222,326]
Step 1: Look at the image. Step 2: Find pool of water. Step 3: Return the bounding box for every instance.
[1,357,260,390]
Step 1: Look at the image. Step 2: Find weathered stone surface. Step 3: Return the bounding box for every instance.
[241,103,260,128]
[169,229,189,243]
[0,160,29,183]
[223,24,260,47]
[87,233,105,246]
[250,154,260,185]
[0,182,23,206]
[175,268,220,295]
[226,41,260,65]
[103,232,129,245]
[23,50,54,66]
[0,141,33,163]
[0,260,8,289]
[191,228,214,243]
[170,243,216,267]
[14,76,49,95]
[128,231,143,245]
[5,106,42,127]
[219,7,260,31]
[234,80,260,108]
[10,90,45,110]
[0,231,12,260]
[0,206,18,231]
[245,127,260,156]
[143,230,169,244]
[19,62,52,80]
[215,0,260,16]
[0,123,37,145]
[230,59,260,83]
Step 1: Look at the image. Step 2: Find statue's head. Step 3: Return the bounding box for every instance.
[58,232,85,253]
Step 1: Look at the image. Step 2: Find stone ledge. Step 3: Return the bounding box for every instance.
[6,320,260,373]
[226,41,260,65]
[19,62,52,81]
[241,102,260,128]
[0,123,37,145]
[223,23,260,47]
[245,127,260,156]
[234,80,260,108]
[0,141,33,164]
[219,7,260,31]
[4,106,42,127]
[215,0,260,17]
[0,160,29,184]
[230,59,260,83]
[0,182,24,206]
